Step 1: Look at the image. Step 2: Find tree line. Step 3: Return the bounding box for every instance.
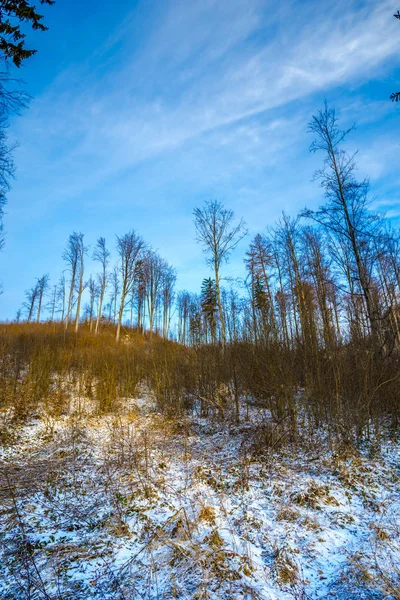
[20,104,400,360]
[21,231,177,343]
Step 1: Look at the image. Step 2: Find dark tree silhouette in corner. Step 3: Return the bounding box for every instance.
[0,1,55,293]
[391,10,400,101]
[0,0,55,67]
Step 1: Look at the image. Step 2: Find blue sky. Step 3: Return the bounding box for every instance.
[0,0,399,319]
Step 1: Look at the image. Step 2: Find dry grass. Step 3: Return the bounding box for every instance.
[0,322,399,599]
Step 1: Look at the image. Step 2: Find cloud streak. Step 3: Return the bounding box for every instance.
[12,0,400,200]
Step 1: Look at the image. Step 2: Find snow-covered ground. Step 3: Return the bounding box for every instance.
[0,398,399,599]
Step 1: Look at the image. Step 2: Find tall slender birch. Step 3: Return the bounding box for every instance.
[63,232,83,329]
[93,237,109,334]
[74,234,86,333]
[116,231,144,342]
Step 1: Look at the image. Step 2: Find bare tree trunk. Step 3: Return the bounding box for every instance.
[63,233,84,330]
[116,231,144,342]
[74,242,85,333]
[50,285,57,322]
[93,237,109,335]
[36,275,49,323]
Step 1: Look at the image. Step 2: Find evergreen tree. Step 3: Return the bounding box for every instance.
[0,0,55,67]
[201,277,218,343]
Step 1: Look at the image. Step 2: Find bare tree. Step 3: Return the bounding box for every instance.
[0,0,53,290]
[109,266,120,324]
[176,291,191,344]
[194,200,247,344]
[0,192,6,254]
[302,103,382,345]
[161,263,176,339]
[302,226,338,348]
[24,281,39,322]
[188,294,202,346]
[57,274,66,322]
[74,234,87,333]
[92,237,109,334]
[63,232,84,329]
[0,110,16,276]
[49,283,57,322]
[143,250,164,336]
[87,276,98,332]
[134,259,146,332]
[245,234,277,343]
[36,274,49,322]
[0,79,29,291]
[116,230,144,342]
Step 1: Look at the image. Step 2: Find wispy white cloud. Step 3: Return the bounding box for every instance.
[12,0,400,204]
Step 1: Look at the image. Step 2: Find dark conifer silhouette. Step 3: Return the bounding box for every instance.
[0,0,55,67]
[391,11,400,101]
